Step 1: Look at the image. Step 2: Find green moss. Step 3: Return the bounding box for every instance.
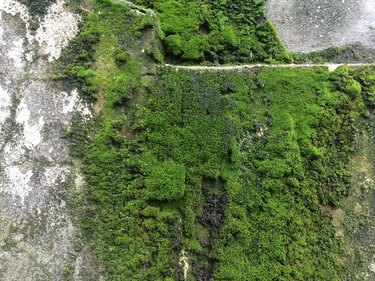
[292,46,356,64]
[145,160,186,201]
[61,1,375,280]
[115,51,129,65]
[68,64,369,280]
[351,67,375,107]
[65,66,100,100]
[19,0,56,18]
[132,0,290,64]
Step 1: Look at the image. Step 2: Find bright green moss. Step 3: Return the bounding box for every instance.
[145,160,186,201]
[132,0,290,63]
[70,65,369,280]
[61,0,375,280]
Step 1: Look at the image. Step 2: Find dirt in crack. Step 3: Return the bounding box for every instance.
[193,178,227,281]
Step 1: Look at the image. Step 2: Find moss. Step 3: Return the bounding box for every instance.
[132,0,290,64]
[68,64,368,280]
[292,46,355,64]
[19,0,56,18]
[60,1,375,280]
[114,51,129,65]
[351,67,375,107]
[65,66,100,100]
[145,160,186,201]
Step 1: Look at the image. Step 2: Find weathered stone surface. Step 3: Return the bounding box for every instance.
[0,1,97,280]
[266,0,375,53]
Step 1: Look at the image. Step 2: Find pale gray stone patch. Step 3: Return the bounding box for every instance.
[0,1,97,280]
[35,0,81,61]
[266,0,375,53]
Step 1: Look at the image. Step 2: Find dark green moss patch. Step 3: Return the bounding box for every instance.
[19,0,56,18]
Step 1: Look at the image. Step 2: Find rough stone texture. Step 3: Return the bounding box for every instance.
[0,1,99,280]
[266,0,375,53]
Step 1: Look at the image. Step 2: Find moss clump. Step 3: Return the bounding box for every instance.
[351,66,375,108]
[145,160,186,201]
[131,0,290,64]
[115,51,129,65]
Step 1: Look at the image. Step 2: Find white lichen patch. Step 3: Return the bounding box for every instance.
[35,0,81,62]
[1,0,81,63]
[2,142,25,163]
[41,165,70,188]
[4,165,33,203]
[0,8,28,73]
[0,0,33,45]
[369,261,375,273]
[15,101,44,148]
[8,37,24,69]
[62,89,92,123]
[62,89,82,114]
[0,18,3,43]
[74,173,85,190]
[0,85,11,125]
[0,0,30,23]
[62,91,77,114]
